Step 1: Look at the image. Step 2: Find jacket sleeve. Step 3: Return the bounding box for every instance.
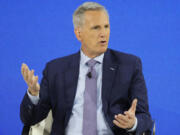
[129,57,153,134]
[20,64,51,126]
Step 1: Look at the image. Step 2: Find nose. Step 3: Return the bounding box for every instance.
[100,33,105,38]
[99,29,106,38]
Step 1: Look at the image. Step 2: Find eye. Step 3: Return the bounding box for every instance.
[92,26,100,30]
[104,25,109,28]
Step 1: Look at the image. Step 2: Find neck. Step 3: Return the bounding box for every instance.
[81,48,101,58]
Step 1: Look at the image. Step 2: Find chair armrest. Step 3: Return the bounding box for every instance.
[22,110,53,135]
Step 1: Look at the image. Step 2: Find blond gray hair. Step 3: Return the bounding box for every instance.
[73,2,109,29]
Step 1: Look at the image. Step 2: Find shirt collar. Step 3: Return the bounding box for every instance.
[80,50,104,65]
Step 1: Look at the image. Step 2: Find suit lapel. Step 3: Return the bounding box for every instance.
[64,51,80,113]
[102,49,119,113]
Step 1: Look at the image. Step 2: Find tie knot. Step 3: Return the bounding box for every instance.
[86,59,97,68]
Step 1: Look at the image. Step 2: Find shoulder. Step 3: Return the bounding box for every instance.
[106,48,140,65]
[44,51,80,71]
[49,52,79,65]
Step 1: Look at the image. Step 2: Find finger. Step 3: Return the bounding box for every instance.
[124,111,134,119]
[27,69,31,82]
[21,63,25,76]
[24,66,29,81]
[115,114,129,123]
[21,63,28,77]
[27,68,33,84]
[36,82,40,91]
[24,63,30,71]
[25,64,32,81]
[33,76,39,90]
[29,70,34,85]
[114,119,127,128]
[21,67,25,79]
[113,120,127,129]
[34,76,38,84]
[129,98,138,113]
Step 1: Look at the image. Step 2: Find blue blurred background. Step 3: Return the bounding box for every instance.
[0,0,179,134]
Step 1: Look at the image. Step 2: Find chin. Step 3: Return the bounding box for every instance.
[102,46,108,52]
[98,48,107,54]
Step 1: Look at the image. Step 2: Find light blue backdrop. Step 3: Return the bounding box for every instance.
[0,0,179,135]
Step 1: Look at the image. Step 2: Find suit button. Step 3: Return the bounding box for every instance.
[28,105,32,109]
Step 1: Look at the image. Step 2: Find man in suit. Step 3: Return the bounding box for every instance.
[20,2,153,135]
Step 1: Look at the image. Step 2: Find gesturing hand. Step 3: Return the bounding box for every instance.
[113,99,138,130]
[21,63,40,96]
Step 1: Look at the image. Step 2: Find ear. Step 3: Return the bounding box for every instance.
[74,27,82,41]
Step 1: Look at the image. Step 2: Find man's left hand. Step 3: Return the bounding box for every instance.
[113,99,138,129]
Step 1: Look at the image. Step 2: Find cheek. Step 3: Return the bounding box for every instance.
[89,34,98,43]
[106,30,110,36]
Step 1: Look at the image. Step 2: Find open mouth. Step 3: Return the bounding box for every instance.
[100,41,106,43]
[99,41,107,45]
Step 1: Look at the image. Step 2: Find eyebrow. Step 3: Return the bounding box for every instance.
[91,24,109,29]
[91,25,100,29]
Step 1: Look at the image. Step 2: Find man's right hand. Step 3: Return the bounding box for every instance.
[21,63,40,96]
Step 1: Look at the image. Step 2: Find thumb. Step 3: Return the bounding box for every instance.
[36,83,40,91]
[129,98,138,113]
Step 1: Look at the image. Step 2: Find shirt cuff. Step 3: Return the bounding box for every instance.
[27,90,39,105]
[127,117,138,132]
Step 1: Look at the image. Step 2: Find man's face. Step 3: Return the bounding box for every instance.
[75,10,110,58]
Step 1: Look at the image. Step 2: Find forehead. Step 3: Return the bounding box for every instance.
[83,10,109,25]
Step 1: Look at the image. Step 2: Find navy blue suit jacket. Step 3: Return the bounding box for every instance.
[20,49,153,135]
